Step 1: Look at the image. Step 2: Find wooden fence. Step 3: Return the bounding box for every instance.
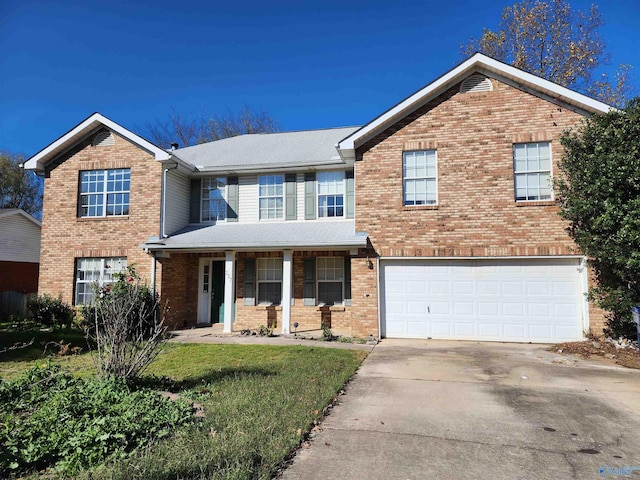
[0,291,35,321]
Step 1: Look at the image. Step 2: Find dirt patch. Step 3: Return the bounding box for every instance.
[550,340,640,370]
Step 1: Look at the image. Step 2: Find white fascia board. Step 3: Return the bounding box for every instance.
[24,113,170,172]
[337,53,613,153]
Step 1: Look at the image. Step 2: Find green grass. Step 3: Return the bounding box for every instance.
[1,334,367,479]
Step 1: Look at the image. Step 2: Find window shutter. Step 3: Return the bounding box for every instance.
[344,256,352,306]
[303,257,316,306]
[285,174,297,220]
[304,173,316,220]
[227,176,239,222]
[244,258,256,306]
[189,179,201,223]
[345,170,355,219]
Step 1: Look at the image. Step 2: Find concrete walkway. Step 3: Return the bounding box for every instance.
[282,339,640,480]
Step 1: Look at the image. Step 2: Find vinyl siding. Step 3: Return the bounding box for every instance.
[238,175,259,223]
[0,215,41,263]
[164,169,190,235]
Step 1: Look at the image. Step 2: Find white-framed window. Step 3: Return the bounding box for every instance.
[514,142,552,201]
[317,257,344,305]
[79,169,130,217]
[259,175,284,220]
[74,257,127,305]
[403,150,437,206]
[257,258,283,305]
[317,171,344,217]
[202,177,226,222]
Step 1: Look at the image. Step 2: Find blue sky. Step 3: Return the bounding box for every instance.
[1,0,638,157]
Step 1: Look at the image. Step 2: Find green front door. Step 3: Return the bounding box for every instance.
[211,261,225,324]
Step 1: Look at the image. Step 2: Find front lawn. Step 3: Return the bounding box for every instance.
[1,339,366,479]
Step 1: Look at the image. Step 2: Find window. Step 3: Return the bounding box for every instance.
[403,150,437,205]
[257,258,282,305]
[202,178,226,222]
[317,171,344,217]
[514,142,552,201]
[74,257,127,305]
[79,169,130,217]
[259,175,284,220]
[317,257,344,305]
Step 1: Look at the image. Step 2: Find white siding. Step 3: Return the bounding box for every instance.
[164,170,190,235]
[296,173,305,221]
[0,214,41,263]
[238,175,259,223]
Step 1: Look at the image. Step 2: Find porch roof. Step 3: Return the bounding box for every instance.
[143,220,368,251]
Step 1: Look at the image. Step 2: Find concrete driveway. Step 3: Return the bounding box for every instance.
[282,339,640,480]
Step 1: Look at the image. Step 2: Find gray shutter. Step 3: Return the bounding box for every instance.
[227,176,239,222]
[303,257,316,306]
[189,179,201,223]
[285,173,297,220]
[244,258,256,306]
[345,170,355,219]
[304,173,316,220]
[344,256,352,306]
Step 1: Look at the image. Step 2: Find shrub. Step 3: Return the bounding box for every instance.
[0,363,196,477]
[27,294,74,330]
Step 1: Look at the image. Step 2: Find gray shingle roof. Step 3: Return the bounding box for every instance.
[173,127,359,172]
[144,220,367,251]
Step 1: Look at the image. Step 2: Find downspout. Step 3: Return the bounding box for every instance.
[161,161,179,238]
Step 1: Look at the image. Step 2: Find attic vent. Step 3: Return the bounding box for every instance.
[460,74,493,93]
[93,130,115,147]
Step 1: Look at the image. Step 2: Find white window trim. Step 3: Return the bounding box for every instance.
[513,141,554,202]
[403,150,438,206]
[257,258,283,305]
[74,257,127,305]
[258,174,285,221]
[317,171,346,219]
[201,177,227,223]
[316,257,345,306]
[79,168,130,218]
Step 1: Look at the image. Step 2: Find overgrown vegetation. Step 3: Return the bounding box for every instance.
[557,98,640,339]
[27,294,74,330]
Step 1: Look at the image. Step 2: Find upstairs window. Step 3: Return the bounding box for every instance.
[79,169,130,217]
[317,171,344,217]
[259,175,284,220]
[257,258,283,305]
[202,178,226,222]
[403,150,437,206]
[74,257,127,305]
[514,142,552,201]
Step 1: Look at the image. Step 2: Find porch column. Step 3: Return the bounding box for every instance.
[223,250,235,333]
[281,250,293,334]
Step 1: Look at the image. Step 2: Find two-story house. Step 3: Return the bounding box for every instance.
[25,53,611,343]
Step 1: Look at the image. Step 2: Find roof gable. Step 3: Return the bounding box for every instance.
[23,113,170,172]
[0,208,42,228]
[337,53,613,159]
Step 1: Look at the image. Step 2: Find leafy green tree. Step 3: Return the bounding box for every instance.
[557,98,640,338]
[0,152,43,217]
[461,0,634,107]
[144,106,279,149]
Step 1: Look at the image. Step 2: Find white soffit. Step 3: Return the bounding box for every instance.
[337,53,613,158]
[24,113,170,171]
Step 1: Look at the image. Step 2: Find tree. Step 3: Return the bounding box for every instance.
[556,98,640,338]
[144,106,279,149]
[461,0,634,107]
[0,152,43,217]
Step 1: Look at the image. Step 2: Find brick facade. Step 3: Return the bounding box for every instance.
[38,131,163,305]
[354,76,606,336]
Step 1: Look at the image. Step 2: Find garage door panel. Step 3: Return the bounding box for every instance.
[382,258,584,343]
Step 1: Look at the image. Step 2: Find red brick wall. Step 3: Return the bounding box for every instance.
[38,130,163,305]
[354,76,606,336]
[0,261,39,293]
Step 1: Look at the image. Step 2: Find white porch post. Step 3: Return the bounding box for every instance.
[223,250,235,333]
[281,250,292,334]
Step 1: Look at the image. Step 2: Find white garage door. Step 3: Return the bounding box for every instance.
[381,258,585,343]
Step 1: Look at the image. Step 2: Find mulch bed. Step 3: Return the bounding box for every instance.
[550,339,640,370]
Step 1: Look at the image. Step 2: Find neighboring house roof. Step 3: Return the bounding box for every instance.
[337,53,613,160]
[173,126,359,173]
[0,208,42,227]
[0,208,41,264]
[23,113,170,172]
[144,220,367,251]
